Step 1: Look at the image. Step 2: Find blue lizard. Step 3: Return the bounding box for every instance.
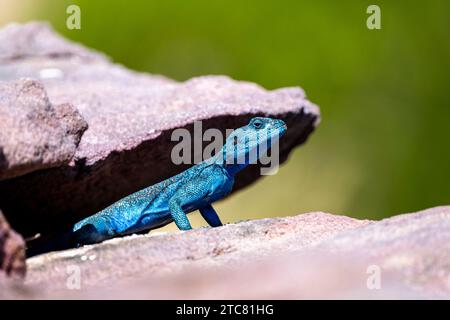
[28,117,286,254]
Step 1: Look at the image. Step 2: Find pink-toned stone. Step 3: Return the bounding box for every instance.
[0,22,104,62]
[12,206,448,299]
[0,209,25,279]
[0,78,88,180]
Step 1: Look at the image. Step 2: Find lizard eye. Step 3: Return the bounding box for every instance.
[253,120,263,129]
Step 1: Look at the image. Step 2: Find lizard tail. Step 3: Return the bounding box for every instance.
[26,224,107,257]
[26,227,78,258]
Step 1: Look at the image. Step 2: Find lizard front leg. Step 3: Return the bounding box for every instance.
[168,197,193,230]
[168,165,229,230]
[199,204,223,227]
[168,177,211,230]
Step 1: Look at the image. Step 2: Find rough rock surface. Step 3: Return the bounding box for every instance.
[1,206,444,299]
[0,22,104,62]
[0,22,320,237]
[0,209,26,278]
[0,78,88,180]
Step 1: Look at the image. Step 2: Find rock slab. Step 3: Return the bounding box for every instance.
[0,209,26,279]
[10,206,449,299]
[0,22,320,236]
[0,78,88,180]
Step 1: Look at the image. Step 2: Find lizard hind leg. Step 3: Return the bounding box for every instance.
[199,204,223,227]
[72,224,108,246]
[168,198,193,230]
[167,164,230,231]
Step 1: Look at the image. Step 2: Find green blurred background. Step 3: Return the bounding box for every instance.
[1,0,449,224]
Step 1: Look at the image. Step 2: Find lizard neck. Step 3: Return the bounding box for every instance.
[207,153,249,178]
[223,163,248,177]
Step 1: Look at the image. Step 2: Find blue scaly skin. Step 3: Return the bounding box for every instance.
[30,117,286,252]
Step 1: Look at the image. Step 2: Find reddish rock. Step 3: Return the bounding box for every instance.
[15,206,449,299]
[0,23,319,237]
[0,22,104,62]
[0,209,26,278]
[0,78,88,181]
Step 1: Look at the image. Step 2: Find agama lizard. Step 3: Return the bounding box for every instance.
[27,117,286,256]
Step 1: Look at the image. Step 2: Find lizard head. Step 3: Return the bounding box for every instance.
[217,117,287,171]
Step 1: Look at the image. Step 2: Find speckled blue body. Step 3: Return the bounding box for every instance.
[71,117,286,246]
[72,162,233,242]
